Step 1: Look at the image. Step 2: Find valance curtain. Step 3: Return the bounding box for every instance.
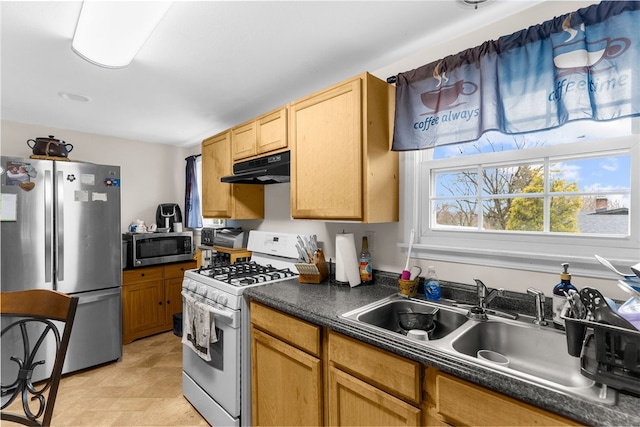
[184,155,202,229]
[392,1,640,151]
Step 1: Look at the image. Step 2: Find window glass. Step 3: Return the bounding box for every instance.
[408,117,638,275]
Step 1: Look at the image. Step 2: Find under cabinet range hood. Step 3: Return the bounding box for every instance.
[221,150,290,184]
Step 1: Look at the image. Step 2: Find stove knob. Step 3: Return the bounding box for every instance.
[207,289,219,301]
[186,280,197,292]
[197,284,207,295]
[216,294,228,306]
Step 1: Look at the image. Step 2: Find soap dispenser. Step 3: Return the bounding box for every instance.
[552,263,577,328]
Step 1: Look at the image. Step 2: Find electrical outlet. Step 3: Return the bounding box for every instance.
[365,230,376,252]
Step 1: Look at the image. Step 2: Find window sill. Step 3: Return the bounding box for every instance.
[403,243,637,281]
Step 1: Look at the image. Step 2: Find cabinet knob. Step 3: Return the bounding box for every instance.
[141,273,145,277]
[167,300,171,305]
[159,301,163,305]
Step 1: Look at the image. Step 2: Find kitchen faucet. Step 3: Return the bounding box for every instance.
[466,279,518,321]
[526,287,548,325]
[474,278,504,309]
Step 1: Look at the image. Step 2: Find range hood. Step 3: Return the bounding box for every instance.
[221,150,290,184]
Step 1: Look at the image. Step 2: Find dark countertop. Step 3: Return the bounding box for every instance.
[244,274,640,427]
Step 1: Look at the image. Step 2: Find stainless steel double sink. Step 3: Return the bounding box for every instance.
[340,294,617,405]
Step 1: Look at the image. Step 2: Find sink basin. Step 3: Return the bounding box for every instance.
[341,295,468,340]
[451,321,593,388]
[340,294,617,404]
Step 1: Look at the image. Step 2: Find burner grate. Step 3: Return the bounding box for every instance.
[196,261,297,286]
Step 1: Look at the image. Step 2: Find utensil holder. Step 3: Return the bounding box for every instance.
[295,248,329,284]
[398,278,418,297]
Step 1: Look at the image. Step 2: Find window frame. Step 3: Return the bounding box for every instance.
[401,132,640,279]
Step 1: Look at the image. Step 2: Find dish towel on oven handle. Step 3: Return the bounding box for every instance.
[181,291,218,361]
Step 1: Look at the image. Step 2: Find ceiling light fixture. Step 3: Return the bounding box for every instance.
[458,0,491,10]
[72,1,172,68]
[58,92,91,103]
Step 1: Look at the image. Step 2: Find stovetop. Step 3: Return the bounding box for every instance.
[194,261,297,287]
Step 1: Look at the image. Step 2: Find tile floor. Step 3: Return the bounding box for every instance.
[30,332,208,426]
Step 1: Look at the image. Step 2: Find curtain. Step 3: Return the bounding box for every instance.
[184,155,202,229]
[392,1,640,151]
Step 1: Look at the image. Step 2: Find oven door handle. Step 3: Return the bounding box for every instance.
[207,305,235,321]
[182,290,236,322]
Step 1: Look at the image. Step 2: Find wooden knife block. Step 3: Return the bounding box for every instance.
[297,248,329,284]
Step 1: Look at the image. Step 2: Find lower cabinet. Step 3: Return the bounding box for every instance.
[328,332,422,426]
[250,301,323,426]
[424,368,581,426]
[122,260,196,344]
[249,303,580,427]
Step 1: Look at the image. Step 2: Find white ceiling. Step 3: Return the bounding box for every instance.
[1,0,543,148]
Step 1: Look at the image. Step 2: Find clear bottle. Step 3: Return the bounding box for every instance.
[359,236,373,285]
[424,266,441,301]
[552,263,577,328]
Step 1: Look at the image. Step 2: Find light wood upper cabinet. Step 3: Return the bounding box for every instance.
[256,107,287,155]
[202,131,264,219]
[232,107,288,162]
[231,121,257,161]
[289,72,398,222]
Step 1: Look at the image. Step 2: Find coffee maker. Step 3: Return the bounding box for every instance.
[156,203,182,231]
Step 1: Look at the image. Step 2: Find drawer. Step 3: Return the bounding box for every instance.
[250,301,321,357]
[165,260,197,279]
[123,266,164,284]
[328,330,421,404]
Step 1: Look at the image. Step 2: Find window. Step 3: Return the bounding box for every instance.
[404,118,640,277]
[195,156,225,228]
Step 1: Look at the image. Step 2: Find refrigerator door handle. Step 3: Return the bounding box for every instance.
[77,288,121,304]
[44,169,54,284]
[56,170,65,283]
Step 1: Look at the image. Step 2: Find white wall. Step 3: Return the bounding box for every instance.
[2,1,630,300]
[1,120,191,232]
[237,0,630,300]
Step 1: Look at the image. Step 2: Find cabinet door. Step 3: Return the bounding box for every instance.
[251,328,322,426]
[257,107,287,155]
[164,261,197,279]
[164,277,184,326]
[232,121,257,161]
[329,366,421,426]
[290,78,363,220]
[426,369,580,426]
[202,132,232,218]
[122,280,165,341]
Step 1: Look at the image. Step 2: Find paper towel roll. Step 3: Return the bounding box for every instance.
[335,233,361,287]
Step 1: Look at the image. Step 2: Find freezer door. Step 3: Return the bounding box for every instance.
[1,157,54,291]
[62,287,122,374]
[54,162,121,294]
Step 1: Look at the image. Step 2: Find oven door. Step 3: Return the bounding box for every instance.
[182,298,241,420]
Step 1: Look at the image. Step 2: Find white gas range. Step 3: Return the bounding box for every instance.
[181,230,307,427]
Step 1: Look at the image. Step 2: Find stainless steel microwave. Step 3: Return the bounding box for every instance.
[122,231,194,268]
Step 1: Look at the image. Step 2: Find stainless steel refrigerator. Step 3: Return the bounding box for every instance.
[1,156,122,381]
